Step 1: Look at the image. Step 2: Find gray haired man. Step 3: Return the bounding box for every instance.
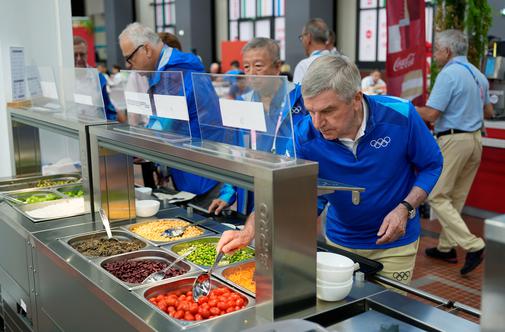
[417,29,494,275]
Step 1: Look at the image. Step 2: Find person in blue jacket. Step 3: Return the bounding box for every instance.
[207,38,308,215]
[73,36,119,121]
[118,23,219,197]
[217,55,443,285]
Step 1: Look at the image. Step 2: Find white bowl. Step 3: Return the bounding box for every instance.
[135,187,152,200]
[317,267,354,283]
[135,199,160,217]
[317,252,355,271]
[317,277,352,287]
[317,278,353,302]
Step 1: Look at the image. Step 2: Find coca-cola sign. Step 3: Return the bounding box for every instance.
[393,53,416,72]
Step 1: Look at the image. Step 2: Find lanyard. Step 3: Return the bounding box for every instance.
[449,60,484,102]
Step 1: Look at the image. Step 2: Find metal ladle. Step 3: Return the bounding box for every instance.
[192,251,224,302]
[141,247,195,284]
[98,208,115,240]
[162,219,207,238]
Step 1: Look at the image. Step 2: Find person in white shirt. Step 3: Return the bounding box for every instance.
[361,69,387,95]
[293,18,331,84]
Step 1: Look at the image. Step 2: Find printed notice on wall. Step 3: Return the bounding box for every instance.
[124,91,152,115]
[26,65,42,98]
[219,98,267,132]
[10,46,26,100]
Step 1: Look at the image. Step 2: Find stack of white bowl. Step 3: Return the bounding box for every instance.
[316,252,355,301]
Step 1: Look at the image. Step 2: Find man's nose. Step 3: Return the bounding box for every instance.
[312,112,321,129]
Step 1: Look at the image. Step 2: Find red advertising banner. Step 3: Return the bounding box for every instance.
[386,0,426,106]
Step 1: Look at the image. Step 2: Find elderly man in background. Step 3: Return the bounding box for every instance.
[208,37,307,216]
[417,29,494,275]
[73,36,121,121]
[118,22,220,199]
[293,18,331,84]
[217,55,443,285]
[361,69,387,95]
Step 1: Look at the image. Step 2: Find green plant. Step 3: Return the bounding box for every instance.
[430,0,492,88]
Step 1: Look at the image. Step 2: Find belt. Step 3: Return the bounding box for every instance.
[436,129,475,138]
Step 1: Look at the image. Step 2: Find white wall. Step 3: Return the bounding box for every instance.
[337,0,357,61]
[135,0,155,30]
[0,0,73,177]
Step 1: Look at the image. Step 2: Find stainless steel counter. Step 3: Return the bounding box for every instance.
[0,201,481,331]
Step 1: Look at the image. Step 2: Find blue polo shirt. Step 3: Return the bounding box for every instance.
[146,45,218,195]
[427,56,490,133]
[295,95,443,249]
[98,73,117,121]
[218,82,307,214]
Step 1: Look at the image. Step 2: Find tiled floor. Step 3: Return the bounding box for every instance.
[410,215,485,324]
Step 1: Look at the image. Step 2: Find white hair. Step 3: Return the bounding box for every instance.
[436,29,468,56]
[302,55,361,103]
[118,22,161,47]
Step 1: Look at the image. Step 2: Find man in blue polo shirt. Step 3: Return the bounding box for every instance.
[417,29,494,275]
[217,55,443,284]
[207,37,307,215]
[118,23,219,197]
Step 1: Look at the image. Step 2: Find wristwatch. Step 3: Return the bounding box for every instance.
[400,200,416,220]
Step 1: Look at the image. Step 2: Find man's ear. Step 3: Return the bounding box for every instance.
[144,43,152,59]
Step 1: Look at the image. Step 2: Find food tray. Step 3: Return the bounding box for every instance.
[133,275,255,329]
[215,261,256,298]
[97,249,200,290]
[3,189,65,204]
[61,230,151,262]
[0,173,81,193]
[123,217,215,247]
[7,196,88,223]
[166,236,255,270]
[55,184,84,198]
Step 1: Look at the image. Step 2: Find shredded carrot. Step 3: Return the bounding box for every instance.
[226,265,256,293]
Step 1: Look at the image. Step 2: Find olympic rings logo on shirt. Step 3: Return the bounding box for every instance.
[370,136,391,149]
[291,105,302,114]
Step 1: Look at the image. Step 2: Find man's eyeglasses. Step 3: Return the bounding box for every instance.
[125,44,144,65]
[298,33,307,41]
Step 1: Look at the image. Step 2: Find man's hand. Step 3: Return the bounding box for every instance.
[376,204,409,245]
[208,199,229,215]
[216,228,254,254]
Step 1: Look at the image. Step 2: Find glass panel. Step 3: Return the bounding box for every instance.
[156,5,163,29]
[192,73,296,162]
[378,8,387,62]
[26,65,62,112]
[60,67,106,121]
[255,19,270,38]
[360,0,377,8]
[275,17,285,60]
[258,0,273,17]
[426,6,434,44]
[239,21,254,41]
[359,9,377,62]
[230,21,239,40]
[274,0,285,16]
[229,0,240,20]
[119,70,192,142]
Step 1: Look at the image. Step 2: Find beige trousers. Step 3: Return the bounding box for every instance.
[428,131,485,253]
[326,237,419,284]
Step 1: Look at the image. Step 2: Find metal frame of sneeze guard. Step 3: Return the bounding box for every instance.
[25,65,63,113]
[89,124,318,325]
[60,67,107,121]
[192,72,297,162]
[113,69,192,143]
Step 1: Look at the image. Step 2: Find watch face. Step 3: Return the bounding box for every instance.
[409,209,416,219]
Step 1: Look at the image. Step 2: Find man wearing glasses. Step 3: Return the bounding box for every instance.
[118,22,220,199]
[293,18,331,84]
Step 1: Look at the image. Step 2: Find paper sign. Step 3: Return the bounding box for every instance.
[73,93,93,106]
[26,65,42,97]
[40,81,58,99]
[219,98,267,132]
[153,94,189,121]
[10,47,26,100]
[124,91,152,115]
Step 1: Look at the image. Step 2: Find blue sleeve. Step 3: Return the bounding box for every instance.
[218,183,237,205]
[99,73,116,121]
[426,70,453,112]
[407,104,443,194]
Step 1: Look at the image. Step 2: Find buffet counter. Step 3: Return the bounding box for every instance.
[0,200,480,331]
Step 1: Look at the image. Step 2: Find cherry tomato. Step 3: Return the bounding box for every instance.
[167,306,176,313]
[186,291,193,297]
[208,299,218,307]
[195,314,203,321]
[189,303,199,315]
[197,295,209,304]
[156,295,164,301]
[199,307,210,318]
[236,298,245,307]
[158,302,167,312]
[184,312,195,321]
[166,297,176,306]
[174,310,184,319]
[218,295,228,302]
[210,307,220,316]
[226,307,235,313]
